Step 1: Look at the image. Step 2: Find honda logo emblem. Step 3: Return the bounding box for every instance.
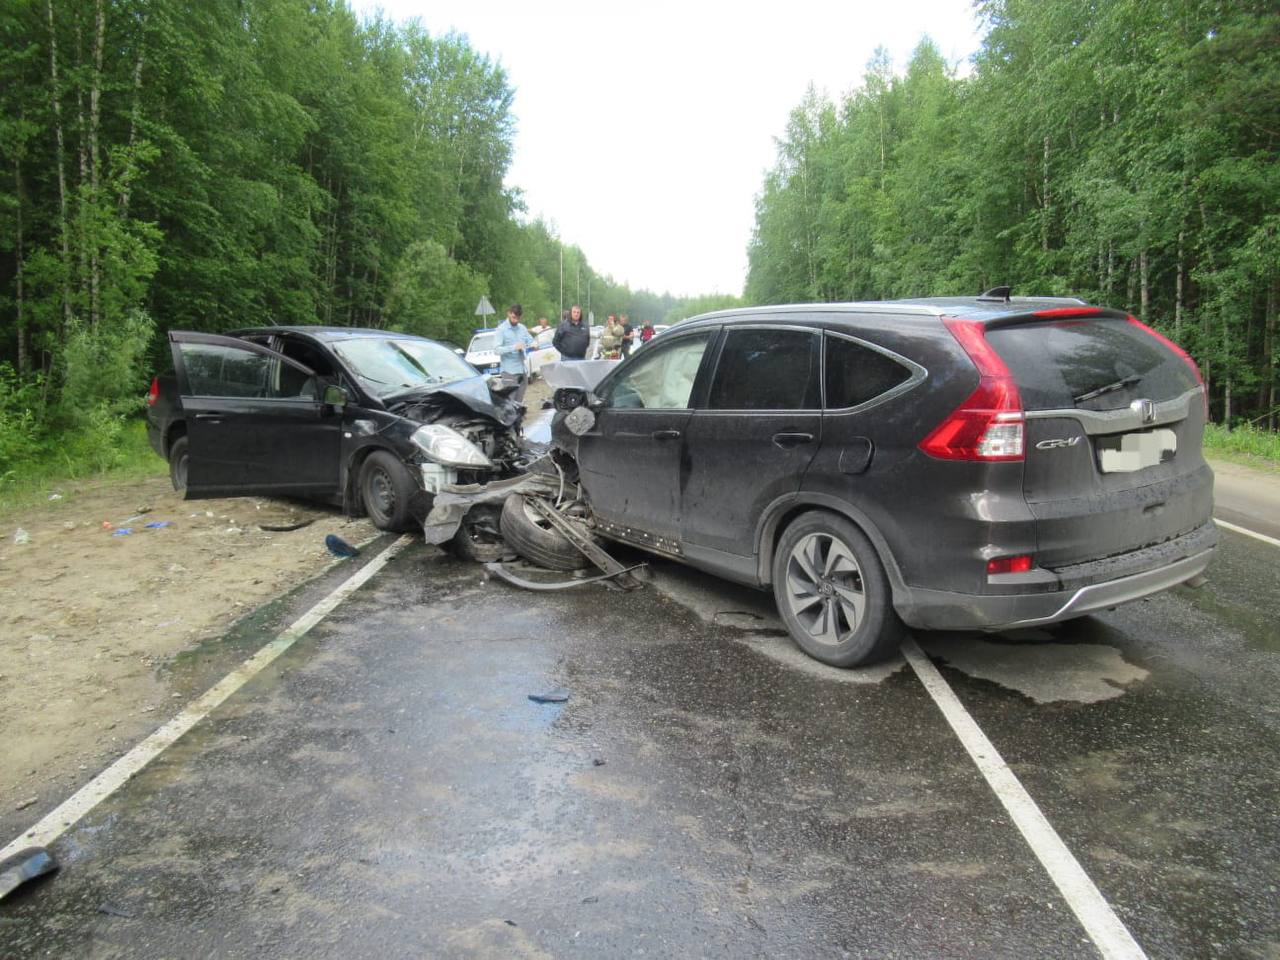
[1130,398,1157,425]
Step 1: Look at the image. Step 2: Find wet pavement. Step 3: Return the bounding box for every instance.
[2,528,1278,959]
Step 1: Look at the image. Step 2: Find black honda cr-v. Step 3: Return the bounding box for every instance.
[548,292,1216,667]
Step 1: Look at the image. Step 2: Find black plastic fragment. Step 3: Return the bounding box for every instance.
[527,688,569,704]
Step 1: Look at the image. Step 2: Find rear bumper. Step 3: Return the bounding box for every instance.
[895,522,1217,631]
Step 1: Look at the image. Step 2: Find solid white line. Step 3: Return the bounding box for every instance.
[901,636,1148,960]
[1,535,413,862]
[1214,517,1280,549]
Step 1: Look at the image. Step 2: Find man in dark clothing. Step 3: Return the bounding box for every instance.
[553,303,590,360]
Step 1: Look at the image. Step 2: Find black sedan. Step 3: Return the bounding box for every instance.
[146,327,528,540]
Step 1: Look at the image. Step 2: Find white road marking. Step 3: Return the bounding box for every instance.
[1215,517,1280,549]
[1,535,413,862]
[901,636,1148,960]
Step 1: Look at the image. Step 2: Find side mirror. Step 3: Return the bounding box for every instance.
[323,384,348,409]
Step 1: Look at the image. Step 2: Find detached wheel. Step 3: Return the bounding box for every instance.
[168,436,189,493]
[360,450,416,532]
[772,511,904,667]
[499,494,595,571]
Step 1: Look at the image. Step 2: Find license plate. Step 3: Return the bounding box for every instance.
[1097,428,1177,473]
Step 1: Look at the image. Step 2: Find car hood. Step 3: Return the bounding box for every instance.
[385,376,521,427]
[540,359,619,391]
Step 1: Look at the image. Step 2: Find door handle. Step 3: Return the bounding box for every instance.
[194,412,228,421]
[772,432,814,448]
[651,429,681,440]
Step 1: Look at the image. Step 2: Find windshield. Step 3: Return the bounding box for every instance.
[467,333,496,354]
[332,337,481,399]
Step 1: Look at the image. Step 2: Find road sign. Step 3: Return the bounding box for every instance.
[475,295,496,329]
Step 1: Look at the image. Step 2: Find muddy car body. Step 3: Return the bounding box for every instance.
[548,295,1217,667]
[147,327,526,534]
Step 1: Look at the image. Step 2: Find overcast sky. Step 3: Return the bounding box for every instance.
[351,1,986,298]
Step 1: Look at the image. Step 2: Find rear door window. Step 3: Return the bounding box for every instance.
[986,317,1198,411]
[707,328,820,410]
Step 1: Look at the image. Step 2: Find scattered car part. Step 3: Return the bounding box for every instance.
[258,518,316,532]
[324,534,360,558]
[519,496,642,589]
[0,847,59,901]
[449,503,508,563]
[422,468,561,546]
[527,688,569,704]
[499,494,597,572]
[484,560,647,592]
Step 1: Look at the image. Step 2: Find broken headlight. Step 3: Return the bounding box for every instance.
[410,424,494,468]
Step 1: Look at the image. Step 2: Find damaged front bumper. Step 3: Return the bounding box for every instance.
[421,462,562,545]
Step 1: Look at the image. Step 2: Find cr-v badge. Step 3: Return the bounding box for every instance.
[1035,436,1082,450]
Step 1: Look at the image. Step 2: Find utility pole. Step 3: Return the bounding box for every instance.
[558,248,563,316]
[576,264,580,307]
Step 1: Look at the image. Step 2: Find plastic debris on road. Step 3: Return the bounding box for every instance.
[325,534,360,558]
[13,528,31,545]
[111,528,133,537]
[0,847,59,901]
[144,521,171,529]
[527,688,569,704]
[47,493,62,502]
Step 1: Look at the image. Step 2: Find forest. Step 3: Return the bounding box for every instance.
[0,0,686,482]
[747,0,1278,430]
[1,0,1277,488]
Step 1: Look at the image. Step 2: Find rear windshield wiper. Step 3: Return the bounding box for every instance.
[1074,374,1142,404]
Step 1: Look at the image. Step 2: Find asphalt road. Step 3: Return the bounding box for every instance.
[2,500,1277,959]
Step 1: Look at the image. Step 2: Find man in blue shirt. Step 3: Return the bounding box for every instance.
[495,302,533,401]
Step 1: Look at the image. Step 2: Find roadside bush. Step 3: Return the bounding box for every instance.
[0,364,47,485]
[60,309,156,422]
[1203,422,1280,466]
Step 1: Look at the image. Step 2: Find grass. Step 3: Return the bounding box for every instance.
[0,416,166,518]
[1202,422,1280,472]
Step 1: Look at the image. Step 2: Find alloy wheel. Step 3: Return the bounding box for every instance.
[783,532,867,647]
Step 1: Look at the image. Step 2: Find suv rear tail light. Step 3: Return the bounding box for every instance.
[1126,315,1209,417]
[147,377,159,407]
[987,555,1034,575]
[919,317,1025,461]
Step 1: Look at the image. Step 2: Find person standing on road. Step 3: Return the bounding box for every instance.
[554,304,590,360]
[619,313,635,359]
[496,303,533,401]
[640,320,655,344]
[532,316,551,337]
[601,314,625,359]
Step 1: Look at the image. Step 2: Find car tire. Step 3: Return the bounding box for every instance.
[499,494,594,571]
[772,511,905,668]
[359,450,416,533]
[168,436,189,493]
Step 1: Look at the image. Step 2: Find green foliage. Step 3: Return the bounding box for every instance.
[60,309,156,420]
[1203,423,1280,467]
[385,240,488,344]
[0,363,44,483]
[665,294,744,324]
[747,1,1280,430]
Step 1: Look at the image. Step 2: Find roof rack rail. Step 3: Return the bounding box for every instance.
[977,285,1011,303]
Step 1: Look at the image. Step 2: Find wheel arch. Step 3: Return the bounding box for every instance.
[163,420,187,460]
[755,495,907,598]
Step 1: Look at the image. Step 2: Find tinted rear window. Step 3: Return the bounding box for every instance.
[986,317,1197,411]
[707,328,820,410]
[825,334,914,408]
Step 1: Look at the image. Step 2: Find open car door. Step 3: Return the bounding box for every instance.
[168,331,342,499]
